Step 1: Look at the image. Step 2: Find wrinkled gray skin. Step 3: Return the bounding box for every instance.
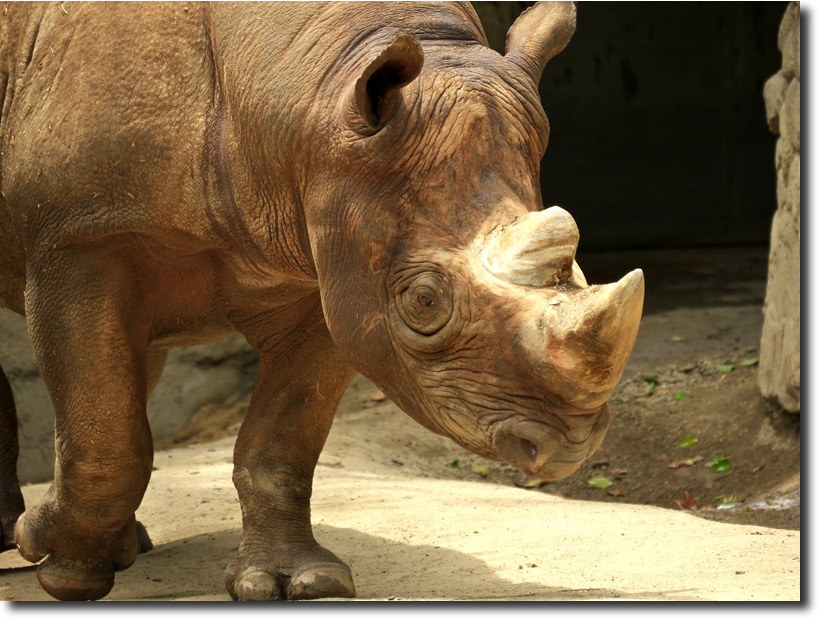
[0,1,643,601]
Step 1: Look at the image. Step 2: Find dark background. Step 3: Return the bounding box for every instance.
[472,1,785,250]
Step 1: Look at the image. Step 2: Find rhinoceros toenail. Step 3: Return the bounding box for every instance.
[237,570,280,601]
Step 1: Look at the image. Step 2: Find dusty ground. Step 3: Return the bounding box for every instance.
[0,246,801,601]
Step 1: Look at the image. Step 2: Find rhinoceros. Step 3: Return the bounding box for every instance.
[0,0,643,601]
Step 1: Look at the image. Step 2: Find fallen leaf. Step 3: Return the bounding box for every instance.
[591,459,610,469]
[740,357,759,367]
[472,465,490,477]
[674,391,692,400]
[706,457,732,472]
[674,499,686,510]
[611,467,629,476]
[714,364,734,373]
[370,389,387,402]
[666,455,703,468]
[514,478,549,489]
[683,490,698,510]
[678,434,698,448]
[671,335,685,342]
[586,475,613,489]
[716,495,737,509]
[607,488,625,497]
[643,376,660,397]
[749,464,766,473]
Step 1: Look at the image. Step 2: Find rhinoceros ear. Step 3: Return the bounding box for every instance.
[505,1,576,83]
[354,34,424,132]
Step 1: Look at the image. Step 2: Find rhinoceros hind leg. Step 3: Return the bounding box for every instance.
[135,519,153,554]
[128,347,164,560]
[227,301,357,601]
[0,364,25,552]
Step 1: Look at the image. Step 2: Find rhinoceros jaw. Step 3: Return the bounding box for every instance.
[480,206,579,287]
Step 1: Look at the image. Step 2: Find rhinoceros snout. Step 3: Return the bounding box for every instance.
[492,419,592,481]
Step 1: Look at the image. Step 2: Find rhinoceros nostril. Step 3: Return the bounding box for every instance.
[495,431,540,468]
[519,437,537,461]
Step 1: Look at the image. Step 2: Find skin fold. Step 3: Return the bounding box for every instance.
[0,1,642,601]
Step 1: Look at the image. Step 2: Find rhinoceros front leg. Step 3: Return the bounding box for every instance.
[226,303,357,601]
[13,250,153,601]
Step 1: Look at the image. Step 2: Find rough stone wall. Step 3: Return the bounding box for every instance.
[760,2,800,413]
[0,310,258,483]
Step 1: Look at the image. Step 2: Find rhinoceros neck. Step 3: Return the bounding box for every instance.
[202,2,489,282]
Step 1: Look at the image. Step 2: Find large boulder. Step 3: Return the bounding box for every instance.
[759,2,800,413]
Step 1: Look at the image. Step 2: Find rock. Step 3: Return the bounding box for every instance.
[762,71,787,134]
[759,206,800,413]
[781,78,800,152]
[147,336,258,441]
[778,3,800,80]
[759,2,800,414]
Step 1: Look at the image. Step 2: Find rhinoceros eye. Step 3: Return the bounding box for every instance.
[396,273,453,336]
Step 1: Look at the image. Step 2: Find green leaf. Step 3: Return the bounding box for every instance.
[678,434,698,448]
[706,457,732,472]
[740,358,759,367]
[610,396,624,404]
[515,478,548,489]
[645,382,656,396]
[450,458,460,468]
[714,364,734,373]
[472,465,490,477]
[674,391,691,400]
[586,475,614,489]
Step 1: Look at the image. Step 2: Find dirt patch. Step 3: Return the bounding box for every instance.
[160,247,799,532]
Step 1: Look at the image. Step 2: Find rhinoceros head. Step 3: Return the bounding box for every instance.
[307,2,644,480]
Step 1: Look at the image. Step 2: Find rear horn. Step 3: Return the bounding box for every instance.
[481,207,579,287]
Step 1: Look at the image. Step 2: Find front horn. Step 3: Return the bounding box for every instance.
[522,268,646,409]
[481,206,580,287]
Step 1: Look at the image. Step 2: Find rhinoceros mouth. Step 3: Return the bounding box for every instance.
[488,407,610,480]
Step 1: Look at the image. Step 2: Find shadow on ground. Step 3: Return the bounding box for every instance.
[3,525,703,602]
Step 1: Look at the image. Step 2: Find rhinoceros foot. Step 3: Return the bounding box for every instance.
[0,500,24,552]
[225,551,355,601]
[13,493,142,601]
